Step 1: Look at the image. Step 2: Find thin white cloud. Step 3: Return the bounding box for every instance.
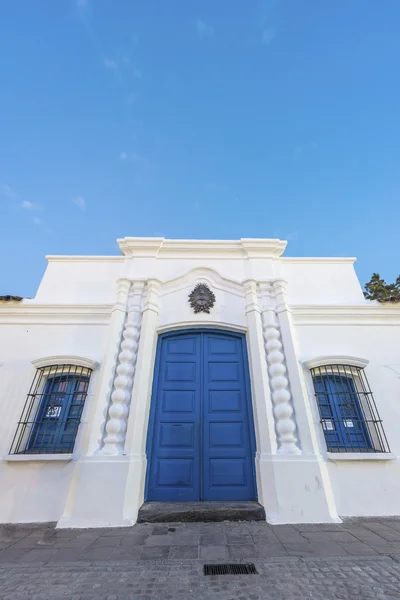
[133,66,142,79]
[72,196,86,211]
[76,0,88,9]
[103,58,118,71]
[21,200,41,210]
[285,231,299,241]
[120,151,128,161]
[262,29,275,44]
[196,19,214,37]
[33,217,43,225]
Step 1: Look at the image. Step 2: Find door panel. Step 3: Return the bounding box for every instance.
[146,331,256,502]
[202,333,256,500]
[147,334,201,501]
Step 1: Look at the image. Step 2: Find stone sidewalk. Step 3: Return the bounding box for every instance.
[1,519,400,598]
[2,518,400,562]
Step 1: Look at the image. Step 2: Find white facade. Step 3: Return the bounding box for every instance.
[0,237,399,527]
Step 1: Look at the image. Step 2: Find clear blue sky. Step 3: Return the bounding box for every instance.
[1,1,399,297]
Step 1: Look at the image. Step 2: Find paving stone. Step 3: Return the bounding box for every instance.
[228,544,257,559]
[254,543,288,558]
[308,542,349,556]
[20,549,58,562]
[373,530,400,542]
[346,528,388,544]
[199,545,228,560]
[141,546,170,559]
[338,542,376,555]
[327,531,359,543]
[168,546,198,559]
[109,546,143,559]
[226,533,253,544]
[283,543,317,557]
[79,547,113,561]
[368,543,400,554]
[146,534,199,547]
[200,534,227,545]
[363,522,393,532]
[87,536,122,547]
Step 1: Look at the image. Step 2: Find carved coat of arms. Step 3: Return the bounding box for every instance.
[188,283,216,314]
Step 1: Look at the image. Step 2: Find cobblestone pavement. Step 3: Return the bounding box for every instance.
[1,519,400,598]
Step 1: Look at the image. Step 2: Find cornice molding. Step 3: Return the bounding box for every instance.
[117,237,164,257]
[281,257,356,264]
[0,304,112,325]
[117,237,287,260]
[32,355,99,370]
[45,256,124,263]
[291,304,400,325]
[303,355,369,370]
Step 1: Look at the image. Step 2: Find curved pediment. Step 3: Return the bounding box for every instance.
[160,267,244,297]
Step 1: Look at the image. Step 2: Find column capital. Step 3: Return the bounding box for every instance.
[271,279,290,314]
[143,279,162,313]
[113,278,132,313]
[242,279,261,314]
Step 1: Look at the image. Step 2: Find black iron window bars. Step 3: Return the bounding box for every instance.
[10,364,92,455]
[310,364,390,453]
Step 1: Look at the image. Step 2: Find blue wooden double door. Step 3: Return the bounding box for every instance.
[146,330,257,502]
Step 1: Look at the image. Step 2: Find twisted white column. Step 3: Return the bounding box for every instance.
[100,282,144,455]
[260,282,301,455]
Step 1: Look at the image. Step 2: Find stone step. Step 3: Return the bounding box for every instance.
[137,502,266,523]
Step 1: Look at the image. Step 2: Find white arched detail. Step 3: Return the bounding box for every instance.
[157,321,247,334]
[303,356,369,370]
[31,355,99,370]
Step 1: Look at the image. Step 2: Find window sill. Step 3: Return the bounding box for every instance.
[327,452,396,462]
[3,454,73,463]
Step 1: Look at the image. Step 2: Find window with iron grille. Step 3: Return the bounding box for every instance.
[310,364,390,453]
[10,364,92,455]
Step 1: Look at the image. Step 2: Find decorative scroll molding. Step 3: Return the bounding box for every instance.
[100,281,145,455]
[259,282,301,455]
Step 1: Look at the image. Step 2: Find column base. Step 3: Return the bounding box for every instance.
[57,455,147,529]
[256,454,341,524]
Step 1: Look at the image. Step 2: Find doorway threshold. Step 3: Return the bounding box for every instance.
[137,502,266,523]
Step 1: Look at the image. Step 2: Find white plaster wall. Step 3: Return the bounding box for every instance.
[295,323,400,517]
[281,260,365,305]
[0,323,109,523]
[35,259,123,303]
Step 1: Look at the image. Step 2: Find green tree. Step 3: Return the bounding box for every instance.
[364,273,400,302]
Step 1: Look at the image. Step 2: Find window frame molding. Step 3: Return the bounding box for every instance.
[303,355,369,370]
[31,355,98,370]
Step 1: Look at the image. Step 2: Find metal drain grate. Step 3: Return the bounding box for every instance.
[204,563,258,576]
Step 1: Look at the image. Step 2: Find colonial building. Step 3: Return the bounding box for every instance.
[0,237,399,527]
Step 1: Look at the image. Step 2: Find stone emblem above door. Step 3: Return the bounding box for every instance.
[188,283,216,314]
